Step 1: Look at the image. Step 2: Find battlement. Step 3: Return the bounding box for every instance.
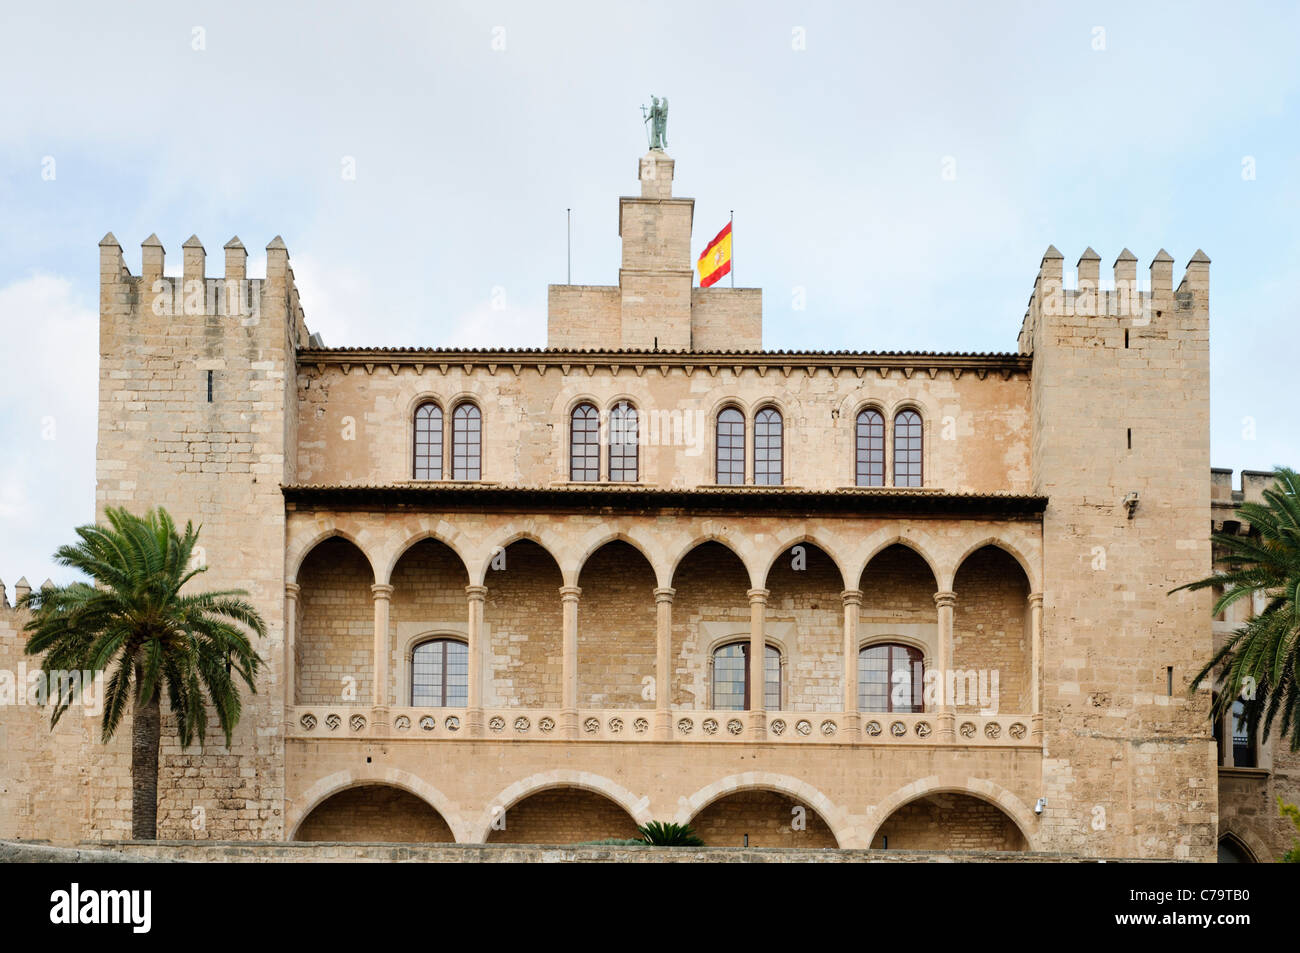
[1017,246,1209,353]
[0,577,52,612]
[99,232,311,345]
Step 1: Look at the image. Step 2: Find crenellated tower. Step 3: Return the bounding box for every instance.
[1021,245,1214,859]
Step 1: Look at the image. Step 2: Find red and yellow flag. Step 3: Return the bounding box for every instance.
[697,222,732,288]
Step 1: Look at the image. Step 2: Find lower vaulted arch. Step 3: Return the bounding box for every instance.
[675,773,846,848]
[288,768,469,843]
[867,777,1037,852]
[472,770,652,844]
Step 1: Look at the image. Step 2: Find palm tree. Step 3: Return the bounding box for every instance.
[1173,467,1300,752]
[20,506,265,839]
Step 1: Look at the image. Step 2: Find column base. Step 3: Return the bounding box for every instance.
[466,707,485,738]
[748,709,767,741]
[369,706,390,737]
[936,709,956,743]
[655,708,672,740]
[1031,712,1044,742]
[841,711,861,741]
[560,707,579,740]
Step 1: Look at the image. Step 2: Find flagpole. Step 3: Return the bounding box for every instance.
[730,210,734,287]
[566,208,571,284]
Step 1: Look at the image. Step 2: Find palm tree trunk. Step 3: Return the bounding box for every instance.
[131,687,161,839]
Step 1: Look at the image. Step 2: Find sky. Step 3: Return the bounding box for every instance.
[0,0,1297,587]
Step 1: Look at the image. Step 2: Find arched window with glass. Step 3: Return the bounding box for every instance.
[411,637,469,707]
[716,407,746,485]
[609,401,638,482]
[452,402,481,480]
[855,408,885,487]
[754,406,783,485]
[413,401,443,480]
[712,642,781,710]
[569,402,600,481]
[858,642,924,713]
[893,409,923,487]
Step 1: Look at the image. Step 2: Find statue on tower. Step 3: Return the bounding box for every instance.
[642,96,669,151]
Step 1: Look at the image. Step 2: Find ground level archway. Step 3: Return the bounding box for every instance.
[871,792,1026,851]
[294,784,456,843]
[689,789,839,848]
[485,787,642,845]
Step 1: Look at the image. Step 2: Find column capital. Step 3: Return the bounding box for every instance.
[371,583,394,600]
[465,584,488,602]
[746,587,770,605]
[1028,591,1044,609]
[840,588,863,607]
[654,586,676,604]
[560,585,582,602]
[285,582,301,598]
[933,590,957,608]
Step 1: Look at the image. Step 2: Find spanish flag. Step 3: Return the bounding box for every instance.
[697,222,732,288]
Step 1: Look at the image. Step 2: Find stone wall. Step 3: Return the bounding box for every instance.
[576,542,657,708]
[485,541,564,708]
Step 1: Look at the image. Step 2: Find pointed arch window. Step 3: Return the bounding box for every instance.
[754,407,783,485]
[858,642,924,713]
[413,402,443,480]
[893,409,923,487]
[716,407,745,485]
[412,638,468,707]
[855,408,885,487]
[570,403,600,481]
[713,642,781,710]
[609,401,638,482]
[452,403,481,480]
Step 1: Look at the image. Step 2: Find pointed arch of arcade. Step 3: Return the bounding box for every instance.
[674,772,847,848]
[950,536,1040,593]
[668,533,761,588]
[866,777,1039,852]
[572,529,669,589]
[760,533,852,590]
[847,532,944,592]
[286,524,381,585]
[287,767,471,843]
[471,770,653,843]
[378,523,476,587]
[477,529,569,585]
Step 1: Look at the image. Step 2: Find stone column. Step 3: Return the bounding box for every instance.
[283,582,300,710]
[466,584,488,737]
[747,588,769,739]
[654,587,675,740]
[560,585,582,739]
[934,590,957,742]
[841,589,862,736]
[1028,592,1044,740]
[371,584,394,720]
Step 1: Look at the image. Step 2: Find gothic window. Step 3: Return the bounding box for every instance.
[712,642,781,710]
[754,407,783,485]
[609,401,638,482]
[570,403,600,481]
[859,642,924,713]
[716,407,745,485]
[452,403,481,480]
[893,409,923,487]
[855,408,885,487]
[411,638,468,707]
[413,402,443,480]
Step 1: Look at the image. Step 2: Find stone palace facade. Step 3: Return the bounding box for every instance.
[1,147,1296,860]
